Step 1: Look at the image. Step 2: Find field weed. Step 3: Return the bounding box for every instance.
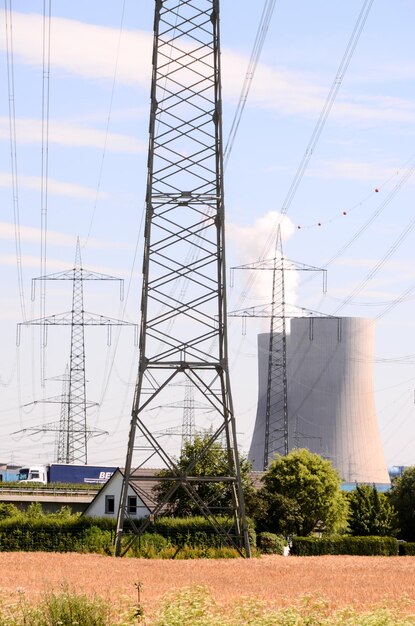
[151,586,415,626]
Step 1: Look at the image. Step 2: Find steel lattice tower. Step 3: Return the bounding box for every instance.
[230,226,327,468]
[55,365,70,463]
[264,228,288,464]
[18,240,135,464]
[181,382,195,450]
[115,0,250,557]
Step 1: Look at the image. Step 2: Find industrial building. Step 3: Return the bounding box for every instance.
[248,317,390,487]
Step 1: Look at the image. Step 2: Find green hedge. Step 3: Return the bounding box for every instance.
[0,516,115,553]
[0,515,253,554]
[290,536,398,556]
[147,516,255,549]
[257,532,285,555]
[398,542,415,556]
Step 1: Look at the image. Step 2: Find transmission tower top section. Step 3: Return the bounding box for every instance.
[143,0,227,367]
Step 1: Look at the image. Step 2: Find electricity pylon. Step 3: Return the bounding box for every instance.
[17,240,136,464]
[230,226,327,468]
[115,0,250,557]
[12,366,108,463]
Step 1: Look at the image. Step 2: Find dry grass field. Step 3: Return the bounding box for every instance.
[2,552,415,620]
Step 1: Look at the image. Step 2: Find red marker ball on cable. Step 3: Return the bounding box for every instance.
[343,211,347,215]
[375,188,379,192]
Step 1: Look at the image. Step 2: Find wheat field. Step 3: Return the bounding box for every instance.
[2,552,415,619]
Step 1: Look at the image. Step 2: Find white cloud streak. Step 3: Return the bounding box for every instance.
[0,221,129,251]
[307,160,409,183]
[1,11,414,126]
[227,211,298,304]
[0,173,105,200]
[0,117,146,153]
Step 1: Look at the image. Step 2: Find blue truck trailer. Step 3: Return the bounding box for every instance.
[18,463,116,485]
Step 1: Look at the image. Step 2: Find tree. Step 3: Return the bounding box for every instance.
[347,484,397,536]
[389,466,415,541]
[258,448,348,537]
[153,433,254,517]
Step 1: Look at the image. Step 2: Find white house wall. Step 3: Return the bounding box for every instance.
[84,471,150,519]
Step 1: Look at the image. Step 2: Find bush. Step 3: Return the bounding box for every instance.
[127,532,170,558]
[290,535,398,556]
[398,542,415,556]
[150,516,253,550]
[257,532,285,555]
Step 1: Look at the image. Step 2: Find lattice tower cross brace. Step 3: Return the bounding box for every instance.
[115,0,250,557]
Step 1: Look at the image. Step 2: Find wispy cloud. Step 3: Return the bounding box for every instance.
[307,159,414,183]
[1,11,415,126]
[227,211,297,304]
[0,118,146,153]
[0,173,105,200]
[0,222,129,251]
[0,11,153,87]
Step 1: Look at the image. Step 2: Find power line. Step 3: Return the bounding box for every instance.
[262,0,375,256]
[333,212,415,314]
[4,0,26,321]
[39,0,52,385]
[228,0,375,315]
[224,0,276,169]
[85,0,127,246]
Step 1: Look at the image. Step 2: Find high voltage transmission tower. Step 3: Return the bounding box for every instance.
[230,226,327,469]
[13,366,107,463]
[17,240,136,464]
[115,0,250,557]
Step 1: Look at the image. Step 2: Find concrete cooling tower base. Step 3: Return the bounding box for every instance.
[248,317,390,486]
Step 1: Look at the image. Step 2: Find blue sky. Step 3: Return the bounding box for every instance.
[1,0,415,468]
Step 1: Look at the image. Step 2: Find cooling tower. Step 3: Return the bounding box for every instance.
[248,317,390,485]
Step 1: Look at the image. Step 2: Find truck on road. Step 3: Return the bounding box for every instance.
[18,463,116,485]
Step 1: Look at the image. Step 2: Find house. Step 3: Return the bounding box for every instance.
[83,468,151,520]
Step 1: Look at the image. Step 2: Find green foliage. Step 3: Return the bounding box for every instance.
[152,586,415,626]
[0,480,100,491]
[348,484,397,537]
[290,535,398,556]
[257,532,285,555]
[389,467,415,541]
[0,502,20,519]
[0,513,116,553]
[81,527,113,555]
[127,532,170,558]
[0,584,136,626]
[1,585,415,626]
[153,434,254,517]
[37,583,111,626]
[25,501,44,519]
[258,448,348,537]
[398,541,415,556]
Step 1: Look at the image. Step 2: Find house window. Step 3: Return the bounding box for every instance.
[105,495,115,514]
[127,496,137,515]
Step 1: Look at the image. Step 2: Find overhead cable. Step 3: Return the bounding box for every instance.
[229,0,375,313]
[39,0,52,385]
[261,0,375,261]
[4,0,26,321]
[224,0,276,169]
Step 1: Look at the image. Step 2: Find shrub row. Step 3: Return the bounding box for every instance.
[290,535,398,556]
[150,516,257,549]
[398,541,415,556]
